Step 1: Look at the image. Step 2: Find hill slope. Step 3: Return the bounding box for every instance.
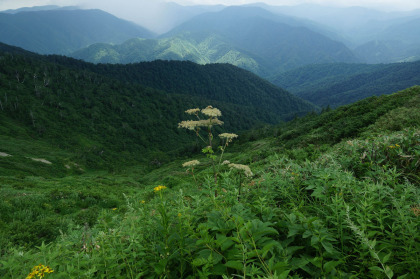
[0,9,154,54]
[271,61,420,107]
[0,82,418,278]
[0,43,315,172]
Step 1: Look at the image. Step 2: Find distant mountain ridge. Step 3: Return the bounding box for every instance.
[71,6,358,76]
[1,5,79,13]
[0,9,154,55]
[272,61,420,107]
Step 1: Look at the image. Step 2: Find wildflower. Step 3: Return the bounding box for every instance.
[154,185,167,192]
[222,160,231,165]
[178,213,182,217]
[410,205,420,216]
[140,200,145,204]
[198,118,223,127]
[219,133,238,140]
[228,163,253,177]
[182,160,200,167]
[185,108,200,115]
[112,208,117,211]
[201,106,222,117]
[178,119,223,130]
[178,120,201,130]
[26,264,54,279]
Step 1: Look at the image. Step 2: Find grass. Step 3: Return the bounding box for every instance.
[0,91,419,278]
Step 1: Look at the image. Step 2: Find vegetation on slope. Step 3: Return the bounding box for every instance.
[0,43,315,172]
[0,86,419,278]
[271,61,420,107]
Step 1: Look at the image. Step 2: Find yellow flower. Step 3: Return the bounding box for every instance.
[26,264,54,279]
[154,185,167,192]
[140,200,145,204]
[112,208,117,211]
[178,213,182,217]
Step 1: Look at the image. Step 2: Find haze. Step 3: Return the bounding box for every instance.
[1,0,419,33]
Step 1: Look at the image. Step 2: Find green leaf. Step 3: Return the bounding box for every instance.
[192,258,207,267]
[321,240,338,255]
[277,270,291,279]
[323,261,341,273]
[382,252,392,264]
[309,257,322,268]
[225,260,244,271]
[311,235,320,246]
[384,266,394,279]
[302,230,312,238]
[369,266,384,273]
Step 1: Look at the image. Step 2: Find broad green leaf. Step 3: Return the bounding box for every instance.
[323,261,341,273]
[382,252,392,264]
[225,260,244,271]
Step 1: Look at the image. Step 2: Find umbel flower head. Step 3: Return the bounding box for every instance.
[182,160,200,167]
[202,106,222,117]
[185,108,200,115]
[178,119,223,130]
[228,163,254,177]
[219,133,238,140]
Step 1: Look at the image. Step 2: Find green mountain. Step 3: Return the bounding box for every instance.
[1,74,418,277]
[0,9,154,55]
[354,17,420,63]
[71,6,358,76]
[70,35,269,76]
[271,61,420,107]
[0,43,315,173]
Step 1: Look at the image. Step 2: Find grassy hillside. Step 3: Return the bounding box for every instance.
[0,9,154,55]
[0,86,418,278]
[0,43,315,172]
[271,61,420,107]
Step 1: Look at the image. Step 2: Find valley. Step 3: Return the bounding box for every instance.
[0,1,419,278]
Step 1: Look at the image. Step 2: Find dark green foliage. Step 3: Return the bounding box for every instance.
[272,61,420,107]
[0,9,154,55]
[273,86,420,147]
[0,43,315,172]
[0,84,419,278]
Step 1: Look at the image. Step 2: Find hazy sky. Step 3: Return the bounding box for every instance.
[1,0,419,33]
[1,0,419,11]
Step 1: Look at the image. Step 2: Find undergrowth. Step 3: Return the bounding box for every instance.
[0,104,419,278]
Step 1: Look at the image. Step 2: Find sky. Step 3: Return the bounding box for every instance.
[1,0,419,11]
[1,0,419,33]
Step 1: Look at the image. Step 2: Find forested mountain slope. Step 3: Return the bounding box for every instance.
[271,61,420,107]
[0,82,418,278]
[0,43,315,172]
